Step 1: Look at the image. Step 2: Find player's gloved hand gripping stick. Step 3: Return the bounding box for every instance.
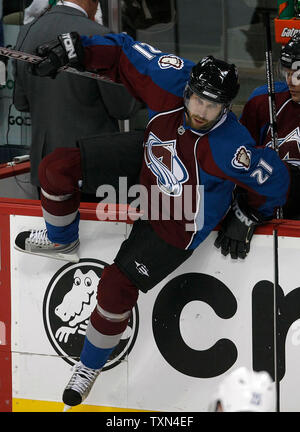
[32,32,85,78]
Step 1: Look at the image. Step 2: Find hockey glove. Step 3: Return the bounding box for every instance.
[32,32,85,78]
[214,198,266,259]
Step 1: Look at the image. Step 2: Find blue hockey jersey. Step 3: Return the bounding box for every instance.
[80,32,290,250]
[240,81,300,166]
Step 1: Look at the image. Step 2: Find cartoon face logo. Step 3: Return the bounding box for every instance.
[43,259,139,370]
[54,268,99,330]
[145,132,189,196]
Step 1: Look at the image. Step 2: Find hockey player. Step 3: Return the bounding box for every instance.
[13,32,289,408]
[215,33,300,259]
[209,367,275,412]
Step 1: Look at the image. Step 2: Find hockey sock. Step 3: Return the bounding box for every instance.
[80,317,127,370]
[38,147,82,241]
[45,212,80,244]
[79,264,139,370]
[80,337,115,370]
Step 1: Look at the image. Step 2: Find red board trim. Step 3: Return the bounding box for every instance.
[0,213,12,411]
[0,197,300,235]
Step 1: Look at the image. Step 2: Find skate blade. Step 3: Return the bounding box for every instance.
[63,404,72,412]
[14,245,80,263]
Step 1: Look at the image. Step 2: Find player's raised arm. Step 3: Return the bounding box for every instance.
[31,31,194,115]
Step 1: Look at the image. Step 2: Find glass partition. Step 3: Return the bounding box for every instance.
[0,0,32,161]
[115,0,280,118]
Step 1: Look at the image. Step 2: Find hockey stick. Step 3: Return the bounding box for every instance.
[264,12,281,413]
[0,45,113,82]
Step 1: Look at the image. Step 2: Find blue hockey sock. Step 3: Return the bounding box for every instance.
[80,337,115,370]
[46,212,80,244]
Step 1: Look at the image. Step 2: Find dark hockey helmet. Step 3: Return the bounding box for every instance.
[185,56,240,106]
[280,33,300,69]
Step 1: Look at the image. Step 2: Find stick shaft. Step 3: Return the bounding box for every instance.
[265,16,279,153]
[0,45,113,83]
[264,12,281,413]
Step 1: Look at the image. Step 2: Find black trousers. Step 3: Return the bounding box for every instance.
[115,218,193,293]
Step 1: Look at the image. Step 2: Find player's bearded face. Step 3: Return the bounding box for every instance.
[283,68,300,102]
[186,93,223,130]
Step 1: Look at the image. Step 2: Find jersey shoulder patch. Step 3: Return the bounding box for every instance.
[158,55,184,70]
[231,146,252,170]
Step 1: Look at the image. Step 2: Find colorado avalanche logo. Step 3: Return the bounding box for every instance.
[145,132,189,196]
[266,127,300,166]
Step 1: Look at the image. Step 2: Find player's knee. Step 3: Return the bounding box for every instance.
[98,263,139,315]
[38,148,82,196]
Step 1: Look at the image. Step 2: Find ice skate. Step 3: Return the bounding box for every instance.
[14,228,80,263]
[62,361,101,409]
